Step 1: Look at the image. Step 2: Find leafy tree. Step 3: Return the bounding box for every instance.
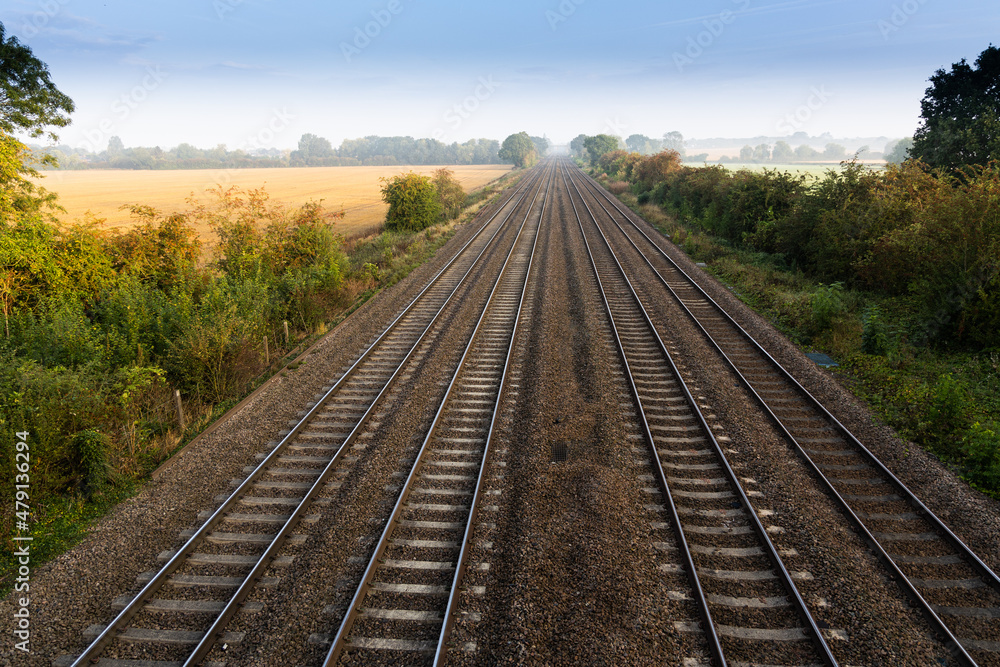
[739,145,754,161]
[626,134,648,153]
[753,143,771,162]
[884,137,914,165]
[570,134,588,159]
[0,22,75,141]
[107,135,125,155]
[380,172,442,232]
[1,24,73,225]
[662,131,685,155]
[626,134,662,155]
[529,135,549,157]
[795,144,819,161]
[911,45,1000,169]
[499,131,538,168]
[583,134,621,165]
[633,150,682,189]
[432,168,465,219]
[823,143,847,160]
[772,141,795,163]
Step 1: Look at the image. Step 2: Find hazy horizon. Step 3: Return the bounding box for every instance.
[3,0,998,153]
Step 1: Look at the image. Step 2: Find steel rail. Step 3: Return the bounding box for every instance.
[563,162,839,667]
[322,160,553,666]
[432,159,551,666]
[70,165,545,667]
[570,163,993,665]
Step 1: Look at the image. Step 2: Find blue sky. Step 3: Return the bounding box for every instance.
[3,0,998,151]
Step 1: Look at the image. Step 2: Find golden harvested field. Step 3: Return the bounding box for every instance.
[33,165,513,238]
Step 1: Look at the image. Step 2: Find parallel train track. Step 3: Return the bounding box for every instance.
[58,164,550,667]
[51,158,999,666]
[562,164,840,667]
[318,158,553,667]
[566,160,1000,666]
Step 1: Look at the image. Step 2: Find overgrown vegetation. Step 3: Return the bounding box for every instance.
[594,149,1000,498]
[0,154,521,591]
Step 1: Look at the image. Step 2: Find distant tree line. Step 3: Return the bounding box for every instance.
[291,135,504,167]
[719,141,853,164]
[33,134,509,170]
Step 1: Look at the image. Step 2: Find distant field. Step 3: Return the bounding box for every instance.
[32,165,513,238]
[686,161,886,181]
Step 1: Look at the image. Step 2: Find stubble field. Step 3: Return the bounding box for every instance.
[33,164,513,238]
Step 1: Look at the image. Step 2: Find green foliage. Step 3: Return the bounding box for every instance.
[71,429,110,495]
[380,172,443,232]
[583,134,621,166]
[432,168,466,219]
[613,155,1000,348]
[811,282,845,333]
[0,22,75,141]
[921,373,971,456]
[963,421,1000,496]
[912,45,1000,169]
[0,185,352,522]
[166,278,269,402]
[861,305,895,356]
[498,132,538,168]
[885,137,914,165]
[570,134,588,159]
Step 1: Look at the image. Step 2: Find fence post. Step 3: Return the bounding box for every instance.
[173,389,186,431]
[283,321,290,346]
[264,335,269,365]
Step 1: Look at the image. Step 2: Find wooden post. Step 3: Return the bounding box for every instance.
[173,389,186,431]
[283,321,290,346]
[263,335,269,364]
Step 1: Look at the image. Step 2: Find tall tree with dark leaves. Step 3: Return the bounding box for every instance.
[911,45,1000,169]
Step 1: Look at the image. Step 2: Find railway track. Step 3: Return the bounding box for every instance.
[567,160,1000,666]
[57,165,549,667]
[316,160,552,667]
[39,157,998,666]
[562,165,840,666]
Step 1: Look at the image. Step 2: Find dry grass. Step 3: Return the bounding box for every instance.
[33,165,513,238]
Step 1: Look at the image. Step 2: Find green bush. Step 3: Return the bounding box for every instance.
[963,421,1000,497]
[70,429,110,496]
[381,172,442,232]
[811,282,845,333]
[861,305,895,356]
